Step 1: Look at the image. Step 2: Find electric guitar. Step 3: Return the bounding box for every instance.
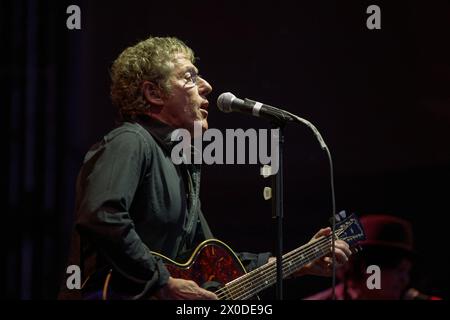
[84,213,365,300]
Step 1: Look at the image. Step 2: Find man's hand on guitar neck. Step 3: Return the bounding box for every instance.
[269,227,352,278]
[154,277,218,300]
[299,227,352,277]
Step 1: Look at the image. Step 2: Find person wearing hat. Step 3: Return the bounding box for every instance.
[305,214,441,300]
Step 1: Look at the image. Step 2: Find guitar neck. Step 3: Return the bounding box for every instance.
[219,235,333,300]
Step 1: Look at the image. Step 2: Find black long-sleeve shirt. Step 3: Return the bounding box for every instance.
[59,119,270,299]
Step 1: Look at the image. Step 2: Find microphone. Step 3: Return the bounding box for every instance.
[217,92,294,123]
[217,92,328,150]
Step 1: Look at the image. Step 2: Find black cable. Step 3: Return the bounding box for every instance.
[285,112,337,300]
[324,146,337,300]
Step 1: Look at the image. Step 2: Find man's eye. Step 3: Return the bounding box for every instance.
[184,71,198,84]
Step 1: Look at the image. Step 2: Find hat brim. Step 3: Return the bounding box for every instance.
[360,241,417,260]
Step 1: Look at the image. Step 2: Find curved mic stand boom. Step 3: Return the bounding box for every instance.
[285,111,338,301]
[264,107,337,300]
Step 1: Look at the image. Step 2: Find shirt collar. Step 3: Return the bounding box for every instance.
[136,118,180,153]
[135,118,201,170]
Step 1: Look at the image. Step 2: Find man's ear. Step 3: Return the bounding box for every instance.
[142,81,165,106]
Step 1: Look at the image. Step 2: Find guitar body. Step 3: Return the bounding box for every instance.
[159,239,247,293]
[84,239,248,300]
[82,213,365,300]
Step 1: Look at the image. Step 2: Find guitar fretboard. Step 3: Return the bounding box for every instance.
[216,234,333,300]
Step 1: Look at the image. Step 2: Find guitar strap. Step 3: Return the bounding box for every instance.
[184,164,201,238]
[198,206,213,239]
[175,148,202,257]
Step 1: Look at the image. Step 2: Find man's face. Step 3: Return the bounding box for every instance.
[380,258,412,299]
[359,258,412,300]
[160,53,212,136]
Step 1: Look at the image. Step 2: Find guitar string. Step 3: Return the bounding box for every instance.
[236,243,328,300]
[216,236,332,300]
[237,232,360,300]
[215,235,333,299]
[214,235,330,299]
[229,237,335,300]
[226,223,360,300]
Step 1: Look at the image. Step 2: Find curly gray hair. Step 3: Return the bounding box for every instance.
[110,36,195,120]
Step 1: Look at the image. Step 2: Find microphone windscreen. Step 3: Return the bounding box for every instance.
[217,92,235,113]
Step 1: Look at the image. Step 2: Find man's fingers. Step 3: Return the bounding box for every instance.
[324,245,351,266]
[313,227,331,239]
[335,240,352,257]
[190,281,217,300]
[200,289,218,300]
[334,248,349,265]
[323,256,332,264]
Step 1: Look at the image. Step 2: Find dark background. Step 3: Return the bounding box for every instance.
[2,0,450,299]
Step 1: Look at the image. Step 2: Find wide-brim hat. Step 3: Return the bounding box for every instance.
[359,214,415,256]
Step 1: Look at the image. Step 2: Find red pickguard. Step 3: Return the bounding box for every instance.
[163,240,246,290]
[84,239,247,300]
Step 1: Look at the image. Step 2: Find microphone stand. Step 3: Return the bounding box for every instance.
[269,111,333,300]
[240,98,334,300]
[271,122,285,300]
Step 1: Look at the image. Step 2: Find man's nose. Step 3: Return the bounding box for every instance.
[198,77,212,96]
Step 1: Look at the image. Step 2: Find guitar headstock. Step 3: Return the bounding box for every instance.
[331,211,366,247]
